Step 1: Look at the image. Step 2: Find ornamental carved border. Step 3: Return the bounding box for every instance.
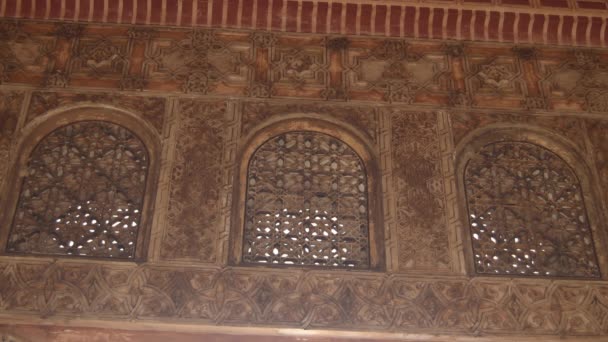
[0,260,607,336]
[2,20,608,115]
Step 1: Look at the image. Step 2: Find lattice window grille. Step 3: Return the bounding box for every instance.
[464,141,600,278]
[242,131,370,268]
[7,121,149,259]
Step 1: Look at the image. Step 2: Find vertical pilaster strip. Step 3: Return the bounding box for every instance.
[429,7,434,39]
[146,0,152,24]
[132,0,138,24]
[356,4,361,35]
[469,10,475,40]
[311,1,317,33]
[483,9,490,41]
[498,11,504,42]
[103,0,109,22]
[176,0,182,25]
[528,13,534,43]
[414,6,420,38]
[45,0,50,19]
[379,109,398,272]
[572,16,578,46]
[442,8,448,40]
[252,0,258,29]
[399,5,405,37]
[557,15,564,45]
[60,0,66,20]
[282,0,288,31]
[117,0,123,23]
[601,17,606,48]
[148,97,179,261]
[542,14,549,44]
[161,0,167,25]
[586,15,592,46]
[341,0,347,35]
[514,12,519,44]
[191,0,197,26]
[385,5,390,37]
[580,119,608,278]
[437,110,466,275]
[236,0,243,28]
[266,0,272,30]
[222,0,228,26]
[371,3,376,35]
[207,0,213,27]
[326,0,333,33]
[218,100,241,265]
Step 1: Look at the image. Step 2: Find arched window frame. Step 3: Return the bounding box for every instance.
[229,114,385,271]
[455,124,608,279]
[0,105,161,261]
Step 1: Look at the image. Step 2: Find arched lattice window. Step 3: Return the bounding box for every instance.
[242,131,370,268]
[464,141,600,278]
[7,121,149,259]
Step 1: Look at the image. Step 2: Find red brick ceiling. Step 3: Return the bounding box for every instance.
[2,0,608,47]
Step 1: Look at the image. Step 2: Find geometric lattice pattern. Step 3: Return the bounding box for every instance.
[243,131,370,268]
[465,142,600,278]
[8,121,149,259]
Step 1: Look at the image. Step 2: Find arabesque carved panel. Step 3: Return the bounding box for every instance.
[8,122,149,258]
[0,260,607,336]
[465,141,600,277]
[390,111,451,271]
[161,100,226,261]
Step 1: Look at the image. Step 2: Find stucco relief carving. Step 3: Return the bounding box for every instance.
[585,119,608,208]
[0,260,607,335]
[240,102,378,144]
[542,50,608,112]
[146,29,250,95]
[0,21,53,83]
[26,92,166,133]
[71,37,128,78]
[390,111,451,271]
[450,112,588,155]
[464,50,527,108]
[0,91,24,192]
[271,47,325,90]
[161,100,226,261]
[347,40,449,104]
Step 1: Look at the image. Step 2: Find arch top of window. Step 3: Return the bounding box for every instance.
[230,116,385,271]
[455,125,607,279]
[0,106,161,261]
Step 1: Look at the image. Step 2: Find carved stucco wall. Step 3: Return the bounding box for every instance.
[1,19,608,340]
